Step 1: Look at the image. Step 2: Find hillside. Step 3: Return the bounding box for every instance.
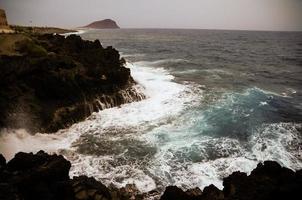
[84,19,120,29]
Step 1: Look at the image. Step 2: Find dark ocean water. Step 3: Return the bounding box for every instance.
[1,29,302,194]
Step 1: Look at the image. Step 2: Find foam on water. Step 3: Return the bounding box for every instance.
[0,59,301,195]
[62,62,203,191]
[60,29,87,37]
[142,121,302,191]
[0,61,201,192]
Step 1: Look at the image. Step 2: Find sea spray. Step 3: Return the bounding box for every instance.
[1,29,302,196]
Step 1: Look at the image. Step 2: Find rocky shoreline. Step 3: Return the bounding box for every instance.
[0,33,145,133]
[0,151,301,200]
[1,31,301,200]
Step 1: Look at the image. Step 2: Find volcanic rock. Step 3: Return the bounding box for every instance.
[0,33,144,133]
[0,152,302,200]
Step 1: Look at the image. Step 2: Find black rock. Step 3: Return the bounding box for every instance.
[202,184,223,200]
[161,161,301,200]
[0,151,72,200]
[161,186,193,200]
[223,161,301,200]
[71,176,111,200]
[0,154,5,168]
[0,33,144,133]
[0,152,301,200]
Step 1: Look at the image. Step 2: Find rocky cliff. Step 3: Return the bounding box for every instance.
[84,19,120,29]
[0,33,144,133]
[0,151,301,200]
[0,9,8,27]
[0,9,13,33]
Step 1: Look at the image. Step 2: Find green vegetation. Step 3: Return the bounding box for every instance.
[0,34,47,57]
[11,25,75,34]
[15,38,47,57]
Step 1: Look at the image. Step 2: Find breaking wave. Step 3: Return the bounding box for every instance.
[0,60,301,195]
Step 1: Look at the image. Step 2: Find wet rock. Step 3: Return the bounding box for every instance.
[0,33,145,133]
[0,152,301,200]
[71,176,111,200]
[202,184,223,200]
[223,161,302,200]
[185,187,202,197]
[7,150,71,181]
[0,151,73,200]
[161,161,301,200]
[160,186,194,200]
[116,184,143,200]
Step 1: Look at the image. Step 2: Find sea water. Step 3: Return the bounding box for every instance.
[1,29,302,193]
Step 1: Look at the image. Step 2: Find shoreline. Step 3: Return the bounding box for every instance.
[10,25,77,34]
[1,28,302,200]
[0,31,145,133]
[0,151,301,200]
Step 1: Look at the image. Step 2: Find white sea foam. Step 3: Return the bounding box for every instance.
[0,58,301,196]
[120,52,146,58]
[249,123,302,169]
[61,62,202,190]
[61,29,87,36]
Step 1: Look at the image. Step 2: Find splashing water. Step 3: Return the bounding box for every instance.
[1,29,302,195]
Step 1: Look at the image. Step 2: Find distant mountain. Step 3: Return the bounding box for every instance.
[84,19,120,29]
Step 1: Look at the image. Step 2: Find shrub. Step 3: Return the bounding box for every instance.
[15,39,47,57]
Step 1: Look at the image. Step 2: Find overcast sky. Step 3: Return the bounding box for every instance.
[0,0,301,31]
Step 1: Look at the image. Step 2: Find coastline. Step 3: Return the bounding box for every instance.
[1,28,302,199]
[0,31,145,133]
[10,25,77,34]
[0,151,301,200]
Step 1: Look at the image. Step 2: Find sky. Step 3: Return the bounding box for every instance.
[0,0,302,31]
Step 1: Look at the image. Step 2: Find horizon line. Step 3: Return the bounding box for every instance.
[9,23,302,33]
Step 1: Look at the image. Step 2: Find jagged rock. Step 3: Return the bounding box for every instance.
[0,151,73,200]
[161,186,195,200]
[223,161,302,200]
[6,151,71,181]
[161,161,302,200]
[202,184,223,200]
[185,187,202,197]
[71,176,111,200]
[0,33,144,133]
[115,184,144,200]
[0,152,301,200]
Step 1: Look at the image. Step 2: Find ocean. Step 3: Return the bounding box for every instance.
[1,29,302,193]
